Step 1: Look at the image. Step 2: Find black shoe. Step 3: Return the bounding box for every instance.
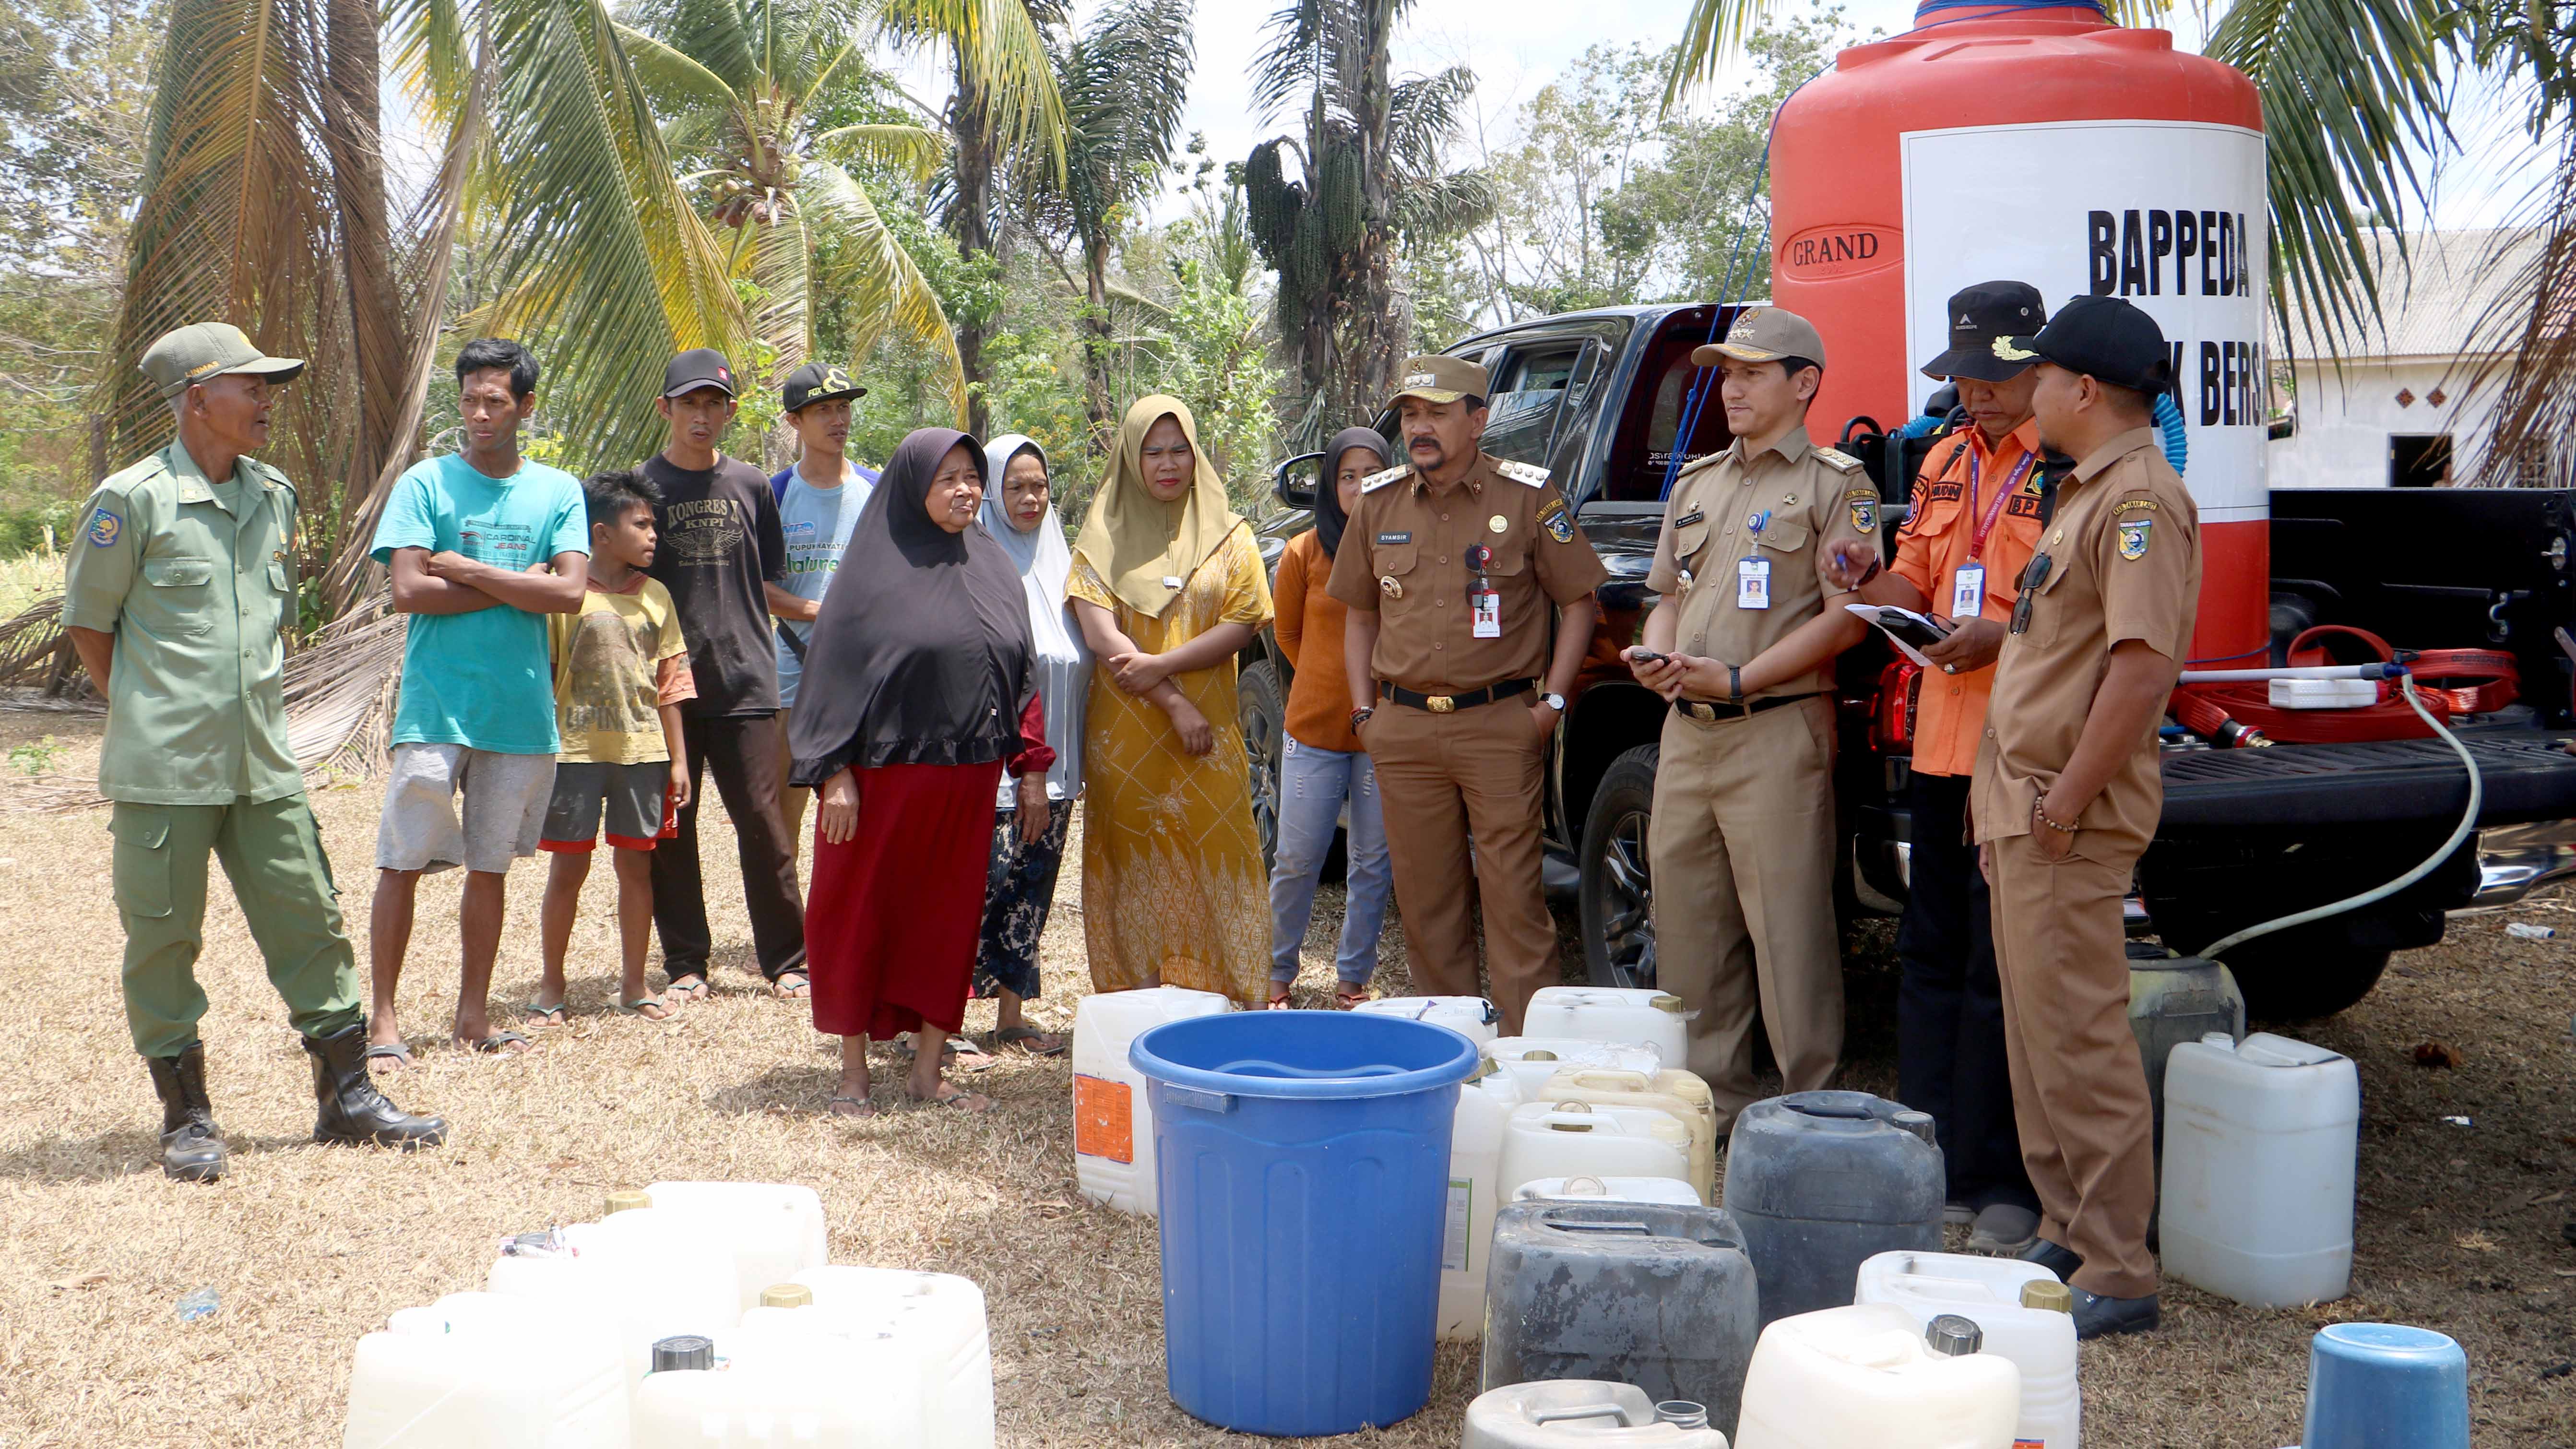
[2071,1288,2161,1339]
[304,1024,447,1149]
[146,1046,227,1182]
[2018,1237,2083,1282]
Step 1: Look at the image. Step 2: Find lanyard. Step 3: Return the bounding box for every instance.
[1963,446,2035,562]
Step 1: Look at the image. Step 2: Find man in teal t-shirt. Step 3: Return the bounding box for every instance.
[366,338,590,1062]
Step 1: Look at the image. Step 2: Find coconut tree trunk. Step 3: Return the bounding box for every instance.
[320,0,408,540]
[1080,234,1116,443]
[950,59,997,439]
[1349,4,1401,425]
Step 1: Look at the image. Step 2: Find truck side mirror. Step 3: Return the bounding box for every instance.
[1273,451,1325,511]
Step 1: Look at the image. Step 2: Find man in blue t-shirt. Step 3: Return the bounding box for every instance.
[367,338,590,1061]
[767,361,877,848]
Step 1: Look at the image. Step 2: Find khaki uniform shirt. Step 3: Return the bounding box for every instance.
[62,442,305,806]
[1644,425,1878,701]
[1327,451,1607,695]
[1971,428,2199,855]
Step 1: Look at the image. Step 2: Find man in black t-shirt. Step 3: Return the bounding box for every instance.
[641,349,808,998]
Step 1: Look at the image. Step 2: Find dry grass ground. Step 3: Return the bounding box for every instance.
[0,706,2570,1447]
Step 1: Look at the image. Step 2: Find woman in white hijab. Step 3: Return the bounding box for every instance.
[971,435,1089,1053]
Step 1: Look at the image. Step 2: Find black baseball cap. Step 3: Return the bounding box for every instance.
[1997,295,2173,394]
[781,361,866,412]
[661,347,737,399]
[1922,281,2046,383]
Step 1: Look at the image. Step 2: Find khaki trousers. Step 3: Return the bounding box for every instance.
[1649,696,1841,1121]
[1366,698,1559,1033]
[1988,831,2160,1298]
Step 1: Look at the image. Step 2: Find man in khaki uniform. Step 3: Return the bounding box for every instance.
[1973,296,2199,1339]
[63,322,445,1182]
[1625,308,1876,1120]
[1329,355,1606,1032]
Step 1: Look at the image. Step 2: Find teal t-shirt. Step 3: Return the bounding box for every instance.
[371,453,591,753]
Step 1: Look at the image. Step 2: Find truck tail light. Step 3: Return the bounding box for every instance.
[1873,659,1921,752]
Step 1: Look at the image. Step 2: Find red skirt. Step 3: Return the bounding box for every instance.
[807,760,1005,1039]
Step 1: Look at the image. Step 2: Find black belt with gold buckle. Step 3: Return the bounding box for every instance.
[1672,692,1816,724]
[1380,677,1535,714]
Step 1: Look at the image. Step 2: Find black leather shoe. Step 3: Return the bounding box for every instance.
[2018,1237,2083,1282]
[2071,1288,2161,1339]
[146,1046,227,1182]
[304,1024,446,1149]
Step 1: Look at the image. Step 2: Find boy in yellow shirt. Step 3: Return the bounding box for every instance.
[529,471,697,1021]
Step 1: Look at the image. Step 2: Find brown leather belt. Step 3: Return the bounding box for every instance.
[1672,692,1817,724]
[1380,677,1535,714]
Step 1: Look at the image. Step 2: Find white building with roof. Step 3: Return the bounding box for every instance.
[2268,228,2553,488]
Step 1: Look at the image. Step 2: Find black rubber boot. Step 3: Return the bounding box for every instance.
[304,1023,446,1149]
[146,1047,227,1183]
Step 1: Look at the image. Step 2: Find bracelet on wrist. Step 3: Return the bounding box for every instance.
[2033,797,2079,833]
[1857,558,1883,587]
[1727,665,1743,703]
[1350,706,1375,732]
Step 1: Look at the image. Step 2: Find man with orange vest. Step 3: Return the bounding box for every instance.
[1824,282,2048,1256]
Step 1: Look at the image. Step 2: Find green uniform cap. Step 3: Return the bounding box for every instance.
[1386,354,1491,408]
[1693,306,1828,370]
[140,322,306,399]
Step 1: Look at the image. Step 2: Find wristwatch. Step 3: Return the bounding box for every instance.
[1350,706,1375,732]
[1540,692,1567,713]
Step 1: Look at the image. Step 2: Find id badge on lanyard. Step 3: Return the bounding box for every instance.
[1469,544,1502,637]
[1953,451,2033,622]
[1737,509,1773,610]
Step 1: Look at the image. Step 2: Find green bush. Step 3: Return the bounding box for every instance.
[0,502,82,559]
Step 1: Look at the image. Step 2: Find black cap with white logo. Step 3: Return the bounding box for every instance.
[781,361,867,412]
[661,347,737,399]
[1922,281,2047,383]
[1996,295,2173,395]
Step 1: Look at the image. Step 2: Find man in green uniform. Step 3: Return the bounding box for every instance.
[63,321,445,1182]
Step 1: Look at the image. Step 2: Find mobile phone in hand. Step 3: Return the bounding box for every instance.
[1628,649,1672,666]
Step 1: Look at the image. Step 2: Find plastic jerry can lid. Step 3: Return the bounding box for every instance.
[604,1188,653,1215]
[2020,1279,2074,1313]
[1893,1110,1936,1146]
[760,1283,814,1308]
[1925,1314,1984,1356]
[1656,1402,1710,1429]
[1651,994,1686,1013]
[651,1335,714,1373]
[1547,1101,1597,1132]
[1523,1049,1559,1061]
[1561,1176,1611,1195]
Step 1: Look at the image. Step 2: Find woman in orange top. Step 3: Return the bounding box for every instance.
[1265,429,1395,1008]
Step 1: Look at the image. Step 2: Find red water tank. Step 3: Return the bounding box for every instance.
[1770,1,2269,665]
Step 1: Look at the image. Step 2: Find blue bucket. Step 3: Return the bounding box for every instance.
[1132,1010,1481,1437]
[2300,1323,2469,1449]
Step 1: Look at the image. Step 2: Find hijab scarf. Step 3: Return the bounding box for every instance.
[1316,427,1391,559]
[980,434,1089,803]
[787,428,1034,784]
[1073,394,1241,618]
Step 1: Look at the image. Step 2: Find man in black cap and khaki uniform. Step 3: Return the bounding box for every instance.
[1624,307,1876,1123]
[63,321,445,1180]
[1974,295,2199,1339]
[1329,355,1606,1033]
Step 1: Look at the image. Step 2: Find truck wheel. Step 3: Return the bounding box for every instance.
[1238,658,1284,869]
[1579,744,1660,990]
[2221,941,2391,1021]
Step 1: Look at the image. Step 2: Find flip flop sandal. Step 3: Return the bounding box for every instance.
[1334,985,1374,1009]
[908,1087,993,1113]
[826,1094,878,1119]
[665,975,710,1002]
[992,1025,1067,1057]
[769,971,811,1000]
[459,1030,534,1056]
[363,1041,414,1072]
[1266,986,1294,1010]
[521,1001,568,1026]
[617,997,674,1020]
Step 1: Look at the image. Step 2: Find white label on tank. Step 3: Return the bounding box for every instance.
[1442,1179,1472,1273]
[1899,119,2269,523]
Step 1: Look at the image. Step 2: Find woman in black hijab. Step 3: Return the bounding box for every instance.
[789,428,1055,1116]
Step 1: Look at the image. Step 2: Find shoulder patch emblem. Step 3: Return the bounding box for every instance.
[1495,458,1551,487]
[1848,493,1877,534]
[2118,516,2153,560]
[1812,446,1864,475]
[1536,494,1574,544]
[86,508,121,548]
[1360,464,1411,494]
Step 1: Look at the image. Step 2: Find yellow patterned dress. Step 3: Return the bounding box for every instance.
[1068,523,1274,1005]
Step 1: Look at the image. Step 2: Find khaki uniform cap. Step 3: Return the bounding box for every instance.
[1386,354,1490,407]
[140,322,306,399]
[1692,307,1828,370]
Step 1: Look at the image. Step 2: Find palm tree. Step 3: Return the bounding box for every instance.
[1241,0,1494,439]
[1021,0,1198,439]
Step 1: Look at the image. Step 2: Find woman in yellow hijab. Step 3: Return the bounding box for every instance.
[1066,396,1275,1006]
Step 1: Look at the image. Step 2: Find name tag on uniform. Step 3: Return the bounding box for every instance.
[1737,556,1771,610]
[1950,561,1985,619]
[1471,578,1502,638]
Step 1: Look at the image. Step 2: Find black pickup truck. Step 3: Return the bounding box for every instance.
[1240,302,2576,1019]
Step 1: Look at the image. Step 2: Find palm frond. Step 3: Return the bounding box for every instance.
[1390,166,1494,240]
[878,0,1071,176]
[1386,62,1475,175]
[613,19,751,114]
[811,121,949,178]
[798,159,969,421]
[1053,0,1195,247]
[620,0,764,95]
[1663,0,2170,109]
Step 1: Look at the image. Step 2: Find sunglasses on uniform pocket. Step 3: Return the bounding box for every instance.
[2009,552,2053,636]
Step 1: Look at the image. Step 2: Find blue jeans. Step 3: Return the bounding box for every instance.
[1268,736,1392,986]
